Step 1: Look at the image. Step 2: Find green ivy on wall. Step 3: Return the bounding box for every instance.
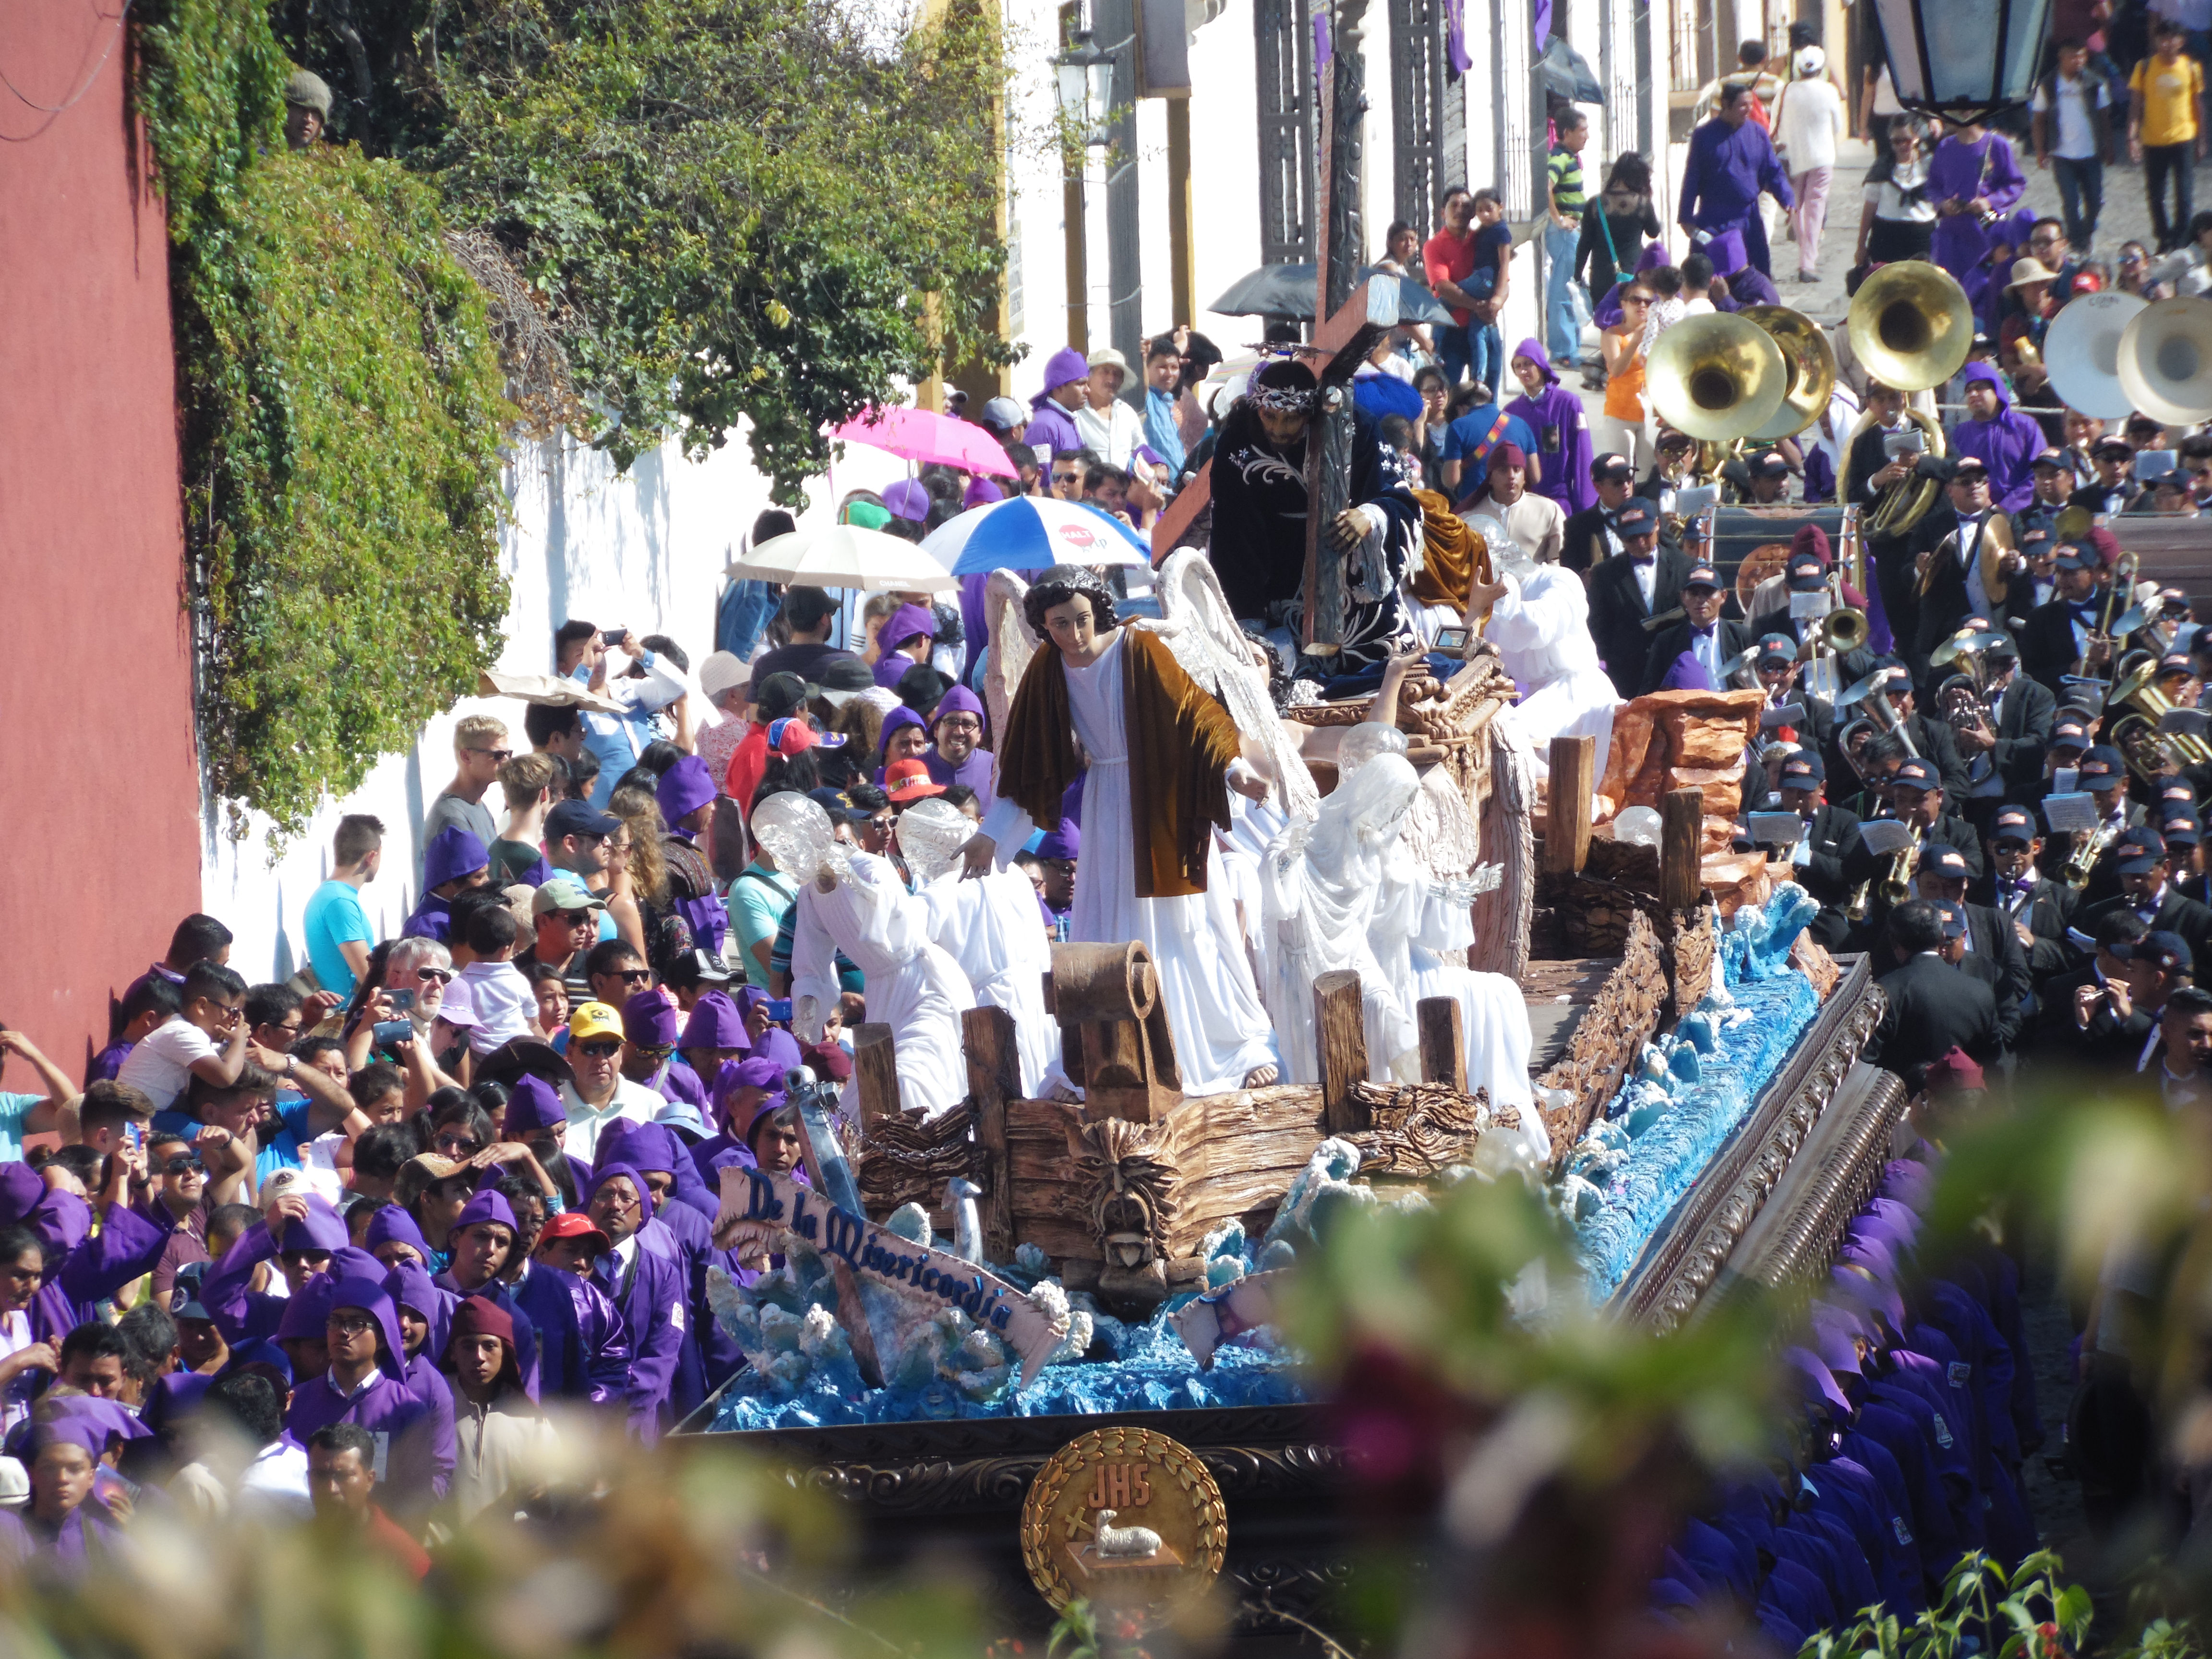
[136,0,512,841]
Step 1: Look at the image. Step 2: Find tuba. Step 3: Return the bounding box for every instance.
[1839,406,1949,539]
[1738,305,1840,440]
[2108,653,2212,782]
[1648,313,1791,442]
[1848,261,1976,392]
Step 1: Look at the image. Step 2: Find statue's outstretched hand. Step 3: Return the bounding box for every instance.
[961,833,998,880]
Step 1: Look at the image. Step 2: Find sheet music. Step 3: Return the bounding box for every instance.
[1859,819,1915,855]
[2042,793,2102,834]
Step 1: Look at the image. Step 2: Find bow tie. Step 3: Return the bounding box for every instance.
[1692,625,1717,638]
[2002,876,2037,896]
[1632,555,1656,568]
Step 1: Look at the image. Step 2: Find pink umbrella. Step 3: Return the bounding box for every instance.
[830,405,1017,479]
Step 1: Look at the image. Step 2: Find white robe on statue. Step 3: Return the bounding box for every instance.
[1368,839,1545,1158]
[981,629,1279,1094]
[790,851,974,1119]
[1480,564,1618,781]
[914,868,1060,1096]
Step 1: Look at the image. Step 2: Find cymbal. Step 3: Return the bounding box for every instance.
[1836,668,1892,709]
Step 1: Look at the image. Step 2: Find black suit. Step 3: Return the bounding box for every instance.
[1982,673,2056,799]
[1976,874,2079,986]
[1875,952,2002,1083]
[1959,899,2034,1052]
[1912,508,2015,663]
[2080,886,2212,967]
[1745,606,1881,690]
[1638,617,1756,696]
[1783,802,1865,950]
[1888,712,1972,803]
[1561,505,1614,575]
[1588,548,1694,700]
[2019,595,2093,700]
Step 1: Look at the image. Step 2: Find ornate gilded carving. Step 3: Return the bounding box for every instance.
[1020,1427,1229,1622]
[1537,908,1670,1159]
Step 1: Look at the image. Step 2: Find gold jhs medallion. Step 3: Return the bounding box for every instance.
[1020,1427,1227,1623]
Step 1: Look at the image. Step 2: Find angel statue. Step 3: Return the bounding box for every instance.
[896,797,1060,1096]
[967,564,1283,1092]
[1460,510,1618,786]
[752,792,974,1119]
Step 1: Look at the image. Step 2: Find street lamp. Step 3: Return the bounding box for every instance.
[1052,27,1118,148]
[1869,0,2054,125]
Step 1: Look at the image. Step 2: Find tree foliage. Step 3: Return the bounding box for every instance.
[137,0,513,841]
[280,0,1017,494]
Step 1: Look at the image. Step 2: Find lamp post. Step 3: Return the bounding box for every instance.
[1868,0,2055,126]
[1052,28,1116,149]
[1050,11,1141,373]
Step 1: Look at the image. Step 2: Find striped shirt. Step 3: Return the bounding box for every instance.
[1547,146,1587,218]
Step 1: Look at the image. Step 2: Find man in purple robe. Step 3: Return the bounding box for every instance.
[1677,83,1795,277]
[921,685,995,805]
[284,1273,452,1519]
[1504,338,1596,516]
[622,990,708,1118]
[579,1162,687,1442]
[1023,347,1091,461]
[1947,365,2046,513]
[203,1191,348,1343]
[655,755,730,959]
[1926,121,2026,298]
[873,604,940,690]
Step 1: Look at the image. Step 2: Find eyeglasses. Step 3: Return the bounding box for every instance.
[434,1133,483,1155]
[1622,294,1651,307]
[414,969,454,986]
[632,1044,673,1060]
[270,1021,303,1037]
[576,1040,624,1059]
[592,1191,641,1213]
[610,968,652,986]
[327,1312,377,1337]
[161,1157,205,1177]
[468,747,514,763]
[2030,234,2062,248]
[938,717,982,734]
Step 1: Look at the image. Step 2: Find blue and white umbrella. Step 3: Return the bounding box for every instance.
[920,495,1152,577]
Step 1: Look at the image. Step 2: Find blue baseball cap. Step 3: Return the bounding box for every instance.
[1924,845,1972,882]
[1612,497,1659,537]
[2116,827,2170,873]
[2078,745,2126,785]
[2124,930,2192,974]
[1991,805,2036,843]
[1780,752,1825,787]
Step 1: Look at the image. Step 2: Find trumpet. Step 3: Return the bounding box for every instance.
[1876,824,1925,908]
[2092,549,2140,652]
[2062,817,2124,889]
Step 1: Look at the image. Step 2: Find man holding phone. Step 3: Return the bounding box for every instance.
[554,619,688,808]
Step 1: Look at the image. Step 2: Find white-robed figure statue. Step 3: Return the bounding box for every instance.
[897,797,1060,1095]
[1462,516,1617,783]
[753,792,974,1119]
[967,565,1282,1093]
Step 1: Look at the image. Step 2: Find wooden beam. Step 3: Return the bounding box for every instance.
[1314,969,1369,1134]
[1166,97,1196,327]
[1545,734,1596,876]
[1148,458,1210,567]
[852,1022,901,1131]
[1416,997,1467,1093]
[1659,787,1706,915]
[962,1005,1020,1263]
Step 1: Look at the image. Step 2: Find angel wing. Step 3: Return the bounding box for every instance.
[983,568,1038,747]
[1138,550,1321,822]
[1402,763,1482,885]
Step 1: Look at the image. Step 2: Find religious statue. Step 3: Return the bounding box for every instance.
[897,796,1061,1095]
[1462,520,1619,784]
[752,792,974,1118]
[1205,359,1424,679]
[967,565,1283,1092]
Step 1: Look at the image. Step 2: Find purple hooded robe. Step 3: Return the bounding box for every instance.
[1503,338,1596,515]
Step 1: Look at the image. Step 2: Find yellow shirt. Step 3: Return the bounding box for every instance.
[2133,53,2203,148]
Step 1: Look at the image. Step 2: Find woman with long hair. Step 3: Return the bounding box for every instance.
[1589,280,1656,474]
[604,785,667,962]
[1575,154,1662,355]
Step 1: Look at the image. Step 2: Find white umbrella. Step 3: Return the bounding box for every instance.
[919,495,1152,577]
[724,524,958,593]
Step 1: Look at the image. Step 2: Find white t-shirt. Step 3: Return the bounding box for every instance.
[115,1018,221,1113]
[2031,72,2110,161]
[455,961,537,1055]
[1774,78,1845,173]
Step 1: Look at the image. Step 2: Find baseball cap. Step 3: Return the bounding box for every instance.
[808,786,866,823]
[537,1211,612,1255]
[2053,547,2093,572]
[2163,783,2199,807]
[545,799,621,842]
[532,875,607,916]
[884,757,947,803]
[755,672,815,721]
[568,1002,625,1045]
[2092,436,2134,458]
[1592,452,1635,482]
[2165,819,2203,847]
[1924,846,1972,882]
[2050,718,2091,750]
[661,948,733,989]
[2125,929,2193,974]
[1755,450,1791,478]
[1891,758,1936,790]
[1683,565,1720,590]
[1612,497,1659,537]
[1786,552,1825,589]
[2116,827,2170,872]
[768,716,844,757]
[980,395,1028,434]
[2160,651,2197,677]
[1934,902,1968,939]
[1991,807,2035,844]
[2031,447,2069,471]
[2078,745,2125,784]
[1952,455,1989,477]
[1780,752,1825,788]
[1757,632,1797,668]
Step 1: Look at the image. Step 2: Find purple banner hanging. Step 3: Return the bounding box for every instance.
[1312,0,1333,72]
[1533,0,1551,45]
[1443,0,1470,74]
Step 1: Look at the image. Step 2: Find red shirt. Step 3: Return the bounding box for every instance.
[1423,227,1479,325]
[365,1504,432,1579]
[723,722,771,821]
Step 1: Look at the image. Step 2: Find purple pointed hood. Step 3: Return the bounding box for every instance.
[452,1189,519,1238]
[327,1274,409,1379]
[364,1205,431,1261]
[1034,346,1090,405]
[276,1274,337,1342]
[1960,361,2012,411]
[877,705,926,757]
[656,753,717,825]
[1783,1346,1854,1416]
[714,1056,788,1130]
[1511,337,1557,385]
[623,989,684,1047]
[681,992,750,1051]
[502,1073,567,1137]
[384,1260,452,1362]
[277,1195,350,1257]
[1877,1157,1935,1210]
[0,1163,44,1226]
[583,1161,655,1224]
[423,825,490,891]
[931,684,986,731]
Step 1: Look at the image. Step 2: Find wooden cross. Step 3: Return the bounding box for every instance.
[1298,274,1398,653]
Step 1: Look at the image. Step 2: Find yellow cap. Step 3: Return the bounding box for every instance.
[568,1001,625,1044]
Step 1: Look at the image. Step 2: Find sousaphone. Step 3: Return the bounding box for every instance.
[1847,261,1975,392]
[2045,290,2149,421]
[1738,305,1839,440]
[2118,296,2212,425]
[1647,313,1789,442]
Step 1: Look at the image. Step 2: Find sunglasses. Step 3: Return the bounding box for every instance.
[468,747,515,763]
[577,1039,624,1059]
[434,1133,482,1155]
[161,1157,205,1177]
[414,969,454,986]
[611,969,652,986]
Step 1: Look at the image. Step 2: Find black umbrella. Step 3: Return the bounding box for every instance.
[474,1036,576,1091]
[1208,263,1457,325]
[1538,34,1602,104]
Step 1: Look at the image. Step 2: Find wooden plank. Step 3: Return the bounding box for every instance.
[962,1006,1020,1263]
[1147,459,1211,567]
[852,1022,900,1131]
[1545,734,1596,875]
[1314,970,1369,1134]
[1659,787,1706,915]
[1416,998,1466,1092]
